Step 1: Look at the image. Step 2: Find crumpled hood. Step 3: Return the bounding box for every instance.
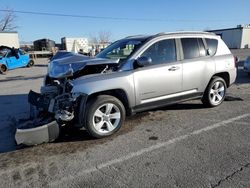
[48,51,119,78]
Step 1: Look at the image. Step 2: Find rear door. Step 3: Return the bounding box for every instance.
[180,38,213,93]
[133,38,183,105]
[18,50,29,67]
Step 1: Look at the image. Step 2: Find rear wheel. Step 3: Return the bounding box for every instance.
[202,77,227,107]
[85,95,125,138]
[0,64,7,74]
[27,60,34,67]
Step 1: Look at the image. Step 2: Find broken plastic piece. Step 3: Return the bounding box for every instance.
[15,121,59,146]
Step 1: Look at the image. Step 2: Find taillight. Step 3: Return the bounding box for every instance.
[234,56,238,68]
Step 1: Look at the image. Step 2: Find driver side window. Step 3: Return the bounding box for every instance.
[6,51,14,58]
[141,39,176,65]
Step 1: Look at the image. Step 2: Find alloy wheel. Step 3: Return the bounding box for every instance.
[92,103,121,134]
[209,81,225,105]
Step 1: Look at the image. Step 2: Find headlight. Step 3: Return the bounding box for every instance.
[48,60,73,78]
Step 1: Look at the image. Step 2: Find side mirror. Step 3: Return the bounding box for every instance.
[135,56,152,67]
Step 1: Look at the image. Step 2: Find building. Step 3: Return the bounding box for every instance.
[33,38,56,51]
[0,31,19,48]
[61,37,89,53]
[208,24,250,49]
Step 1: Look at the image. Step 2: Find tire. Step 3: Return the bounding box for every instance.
[85,95,125,138]
[27,60,34,67]
[202,76,227,107]
[0,64,7,74]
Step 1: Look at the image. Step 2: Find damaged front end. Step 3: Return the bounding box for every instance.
[28,80,78,123]
[16,78,78,146]
[16,78,79,146]
[16,52,119,146]
[28,52,119,126]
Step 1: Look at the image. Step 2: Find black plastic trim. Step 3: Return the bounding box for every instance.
[132,92,203,114]
[75,93,88,128]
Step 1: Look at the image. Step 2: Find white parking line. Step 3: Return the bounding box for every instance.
[51,113,250,187]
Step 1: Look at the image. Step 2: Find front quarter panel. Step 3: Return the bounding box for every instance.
[72,71,135,107]
[0,59,7,68]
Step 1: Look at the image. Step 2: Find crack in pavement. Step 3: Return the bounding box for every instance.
[211,162,250,188]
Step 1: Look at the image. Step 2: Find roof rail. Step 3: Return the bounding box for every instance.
[155,31,216,37]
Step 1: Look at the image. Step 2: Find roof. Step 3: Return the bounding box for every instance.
[0,31,18,34]
[208,24,250,32]
[33,38,55,42]
[208,27,243,32]
[125,35,150,39]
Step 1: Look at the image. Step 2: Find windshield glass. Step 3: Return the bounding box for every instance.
[0,48,10,57]
[96,38,147,61]
[0,49,9,57]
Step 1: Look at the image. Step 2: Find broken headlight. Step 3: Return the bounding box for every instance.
[48,60,73,79]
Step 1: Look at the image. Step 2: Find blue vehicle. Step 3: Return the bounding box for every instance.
[0,46,34,73]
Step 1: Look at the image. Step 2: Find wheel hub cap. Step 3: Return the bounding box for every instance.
[103,115,110,122]
[93,103,121,134]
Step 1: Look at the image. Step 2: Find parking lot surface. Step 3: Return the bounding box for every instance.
[0,58,250,188]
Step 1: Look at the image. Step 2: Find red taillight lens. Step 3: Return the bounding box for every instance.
[234,57,237,68]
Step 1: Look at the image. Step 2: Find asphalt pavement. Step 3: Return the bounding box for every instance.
[0,58,249,188]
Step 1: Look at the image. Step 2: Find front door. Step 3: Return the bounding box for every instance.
[133,39,182,106]
[6,50,21,69]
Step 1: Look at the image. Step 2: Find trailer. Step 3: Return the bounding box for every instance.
[61,37,89,53]
[0,31,19,48]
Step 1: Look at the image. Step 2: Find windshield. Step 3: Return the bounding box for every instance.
[96,38,147,61]
[0,49,9,57]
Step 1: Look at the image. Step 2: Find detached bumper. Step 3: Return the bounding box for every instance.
[15,120,59,146]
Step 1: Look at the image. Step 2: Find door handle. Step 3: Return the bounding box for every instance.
[168,66,180,71]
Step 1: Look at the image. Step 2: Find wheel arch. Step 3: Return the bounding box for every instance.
[87,89,131,116]
[210,72,230,87]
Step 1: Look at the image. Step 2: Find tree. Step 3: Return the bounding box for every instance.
[0,9,17,31]
[98,30,112,48]
[89,30,112,49]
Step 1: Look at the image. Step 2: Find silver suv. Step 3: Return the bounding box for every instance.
[29,32,237,138]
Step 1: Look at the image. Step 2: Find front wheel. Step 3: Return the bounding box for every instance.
[202,77,227,107]
[0,64,7,74]
[27,60,34,67]
[85,95,125,138]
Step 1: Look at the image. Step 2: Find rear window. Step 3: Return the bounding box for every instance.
[19,49,26,55]
[205,38,218,56]
[181,38,205,59]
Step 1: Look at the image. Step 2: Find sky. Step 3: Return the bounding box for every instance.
[0,0,250,43]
